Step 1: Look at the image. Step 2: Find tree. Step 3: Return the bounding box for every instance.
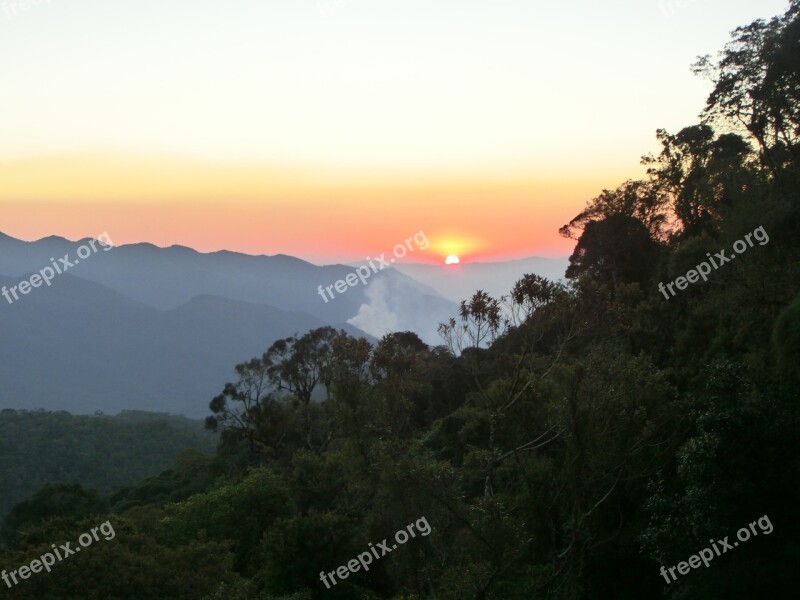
[643,126,759,235]
[565,214,662,290]
[265,327,341,453]
[2,484,104,548]
[164,467,293,574]
[694,0,800,179]
[207,327,347,457]
[559,180,669,242]
[438,283,575,499]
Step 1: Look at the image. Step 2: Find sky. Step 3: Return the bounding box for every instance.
[0,0,789,264]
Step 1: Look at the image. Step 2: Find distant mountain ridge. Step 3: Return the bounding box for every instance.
[0,232,458,416]
[0,231,458,335]
[0,233,565,417]
[0,272,365,416]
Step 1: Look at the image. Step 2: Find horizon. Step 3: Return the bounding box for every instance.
[0,0,787,263]
[0,229,570,267]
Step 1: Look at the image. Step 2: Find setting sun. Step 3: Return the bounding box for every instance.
[445,255,460,265]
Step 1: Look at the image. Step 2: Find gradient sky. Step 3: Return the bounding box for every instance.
[0,0,788,263]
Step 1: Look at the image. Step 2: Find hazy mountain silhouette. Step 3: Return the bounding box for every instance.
[0,272,372,416]
[1,234,568,417]
[0,233,457,332]
[0,233,462,416]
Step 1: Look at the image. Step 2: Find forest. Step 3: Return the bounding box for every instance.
[0,410,217,521]
[1,3,798,598]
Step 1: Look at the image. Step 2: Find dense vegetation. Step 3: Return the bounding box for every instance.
[0,410,217,522]
[1,3,798,598]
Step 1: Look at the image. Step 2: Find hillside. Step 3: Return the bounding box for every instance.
[0,410,218,519]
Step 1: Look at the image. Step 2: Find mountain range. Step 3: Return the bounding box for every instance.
[0,232,567,417]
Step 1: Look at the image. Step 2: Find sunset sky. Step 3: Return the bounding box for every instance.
[0,0,787,264]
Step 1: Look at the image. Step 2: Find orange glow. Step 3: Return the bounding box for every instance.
[0,153,631,263]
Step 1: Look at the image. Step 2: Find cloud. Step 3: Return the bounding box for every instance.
[346,273,456,346]
[347,278,400,340]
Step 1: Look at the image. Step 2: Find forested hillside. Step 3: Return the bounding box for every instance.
[0,3,798,599]
[0,410,217,520]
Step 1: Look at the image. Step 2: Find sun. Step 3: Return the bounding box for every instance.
[445,255,460,265]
